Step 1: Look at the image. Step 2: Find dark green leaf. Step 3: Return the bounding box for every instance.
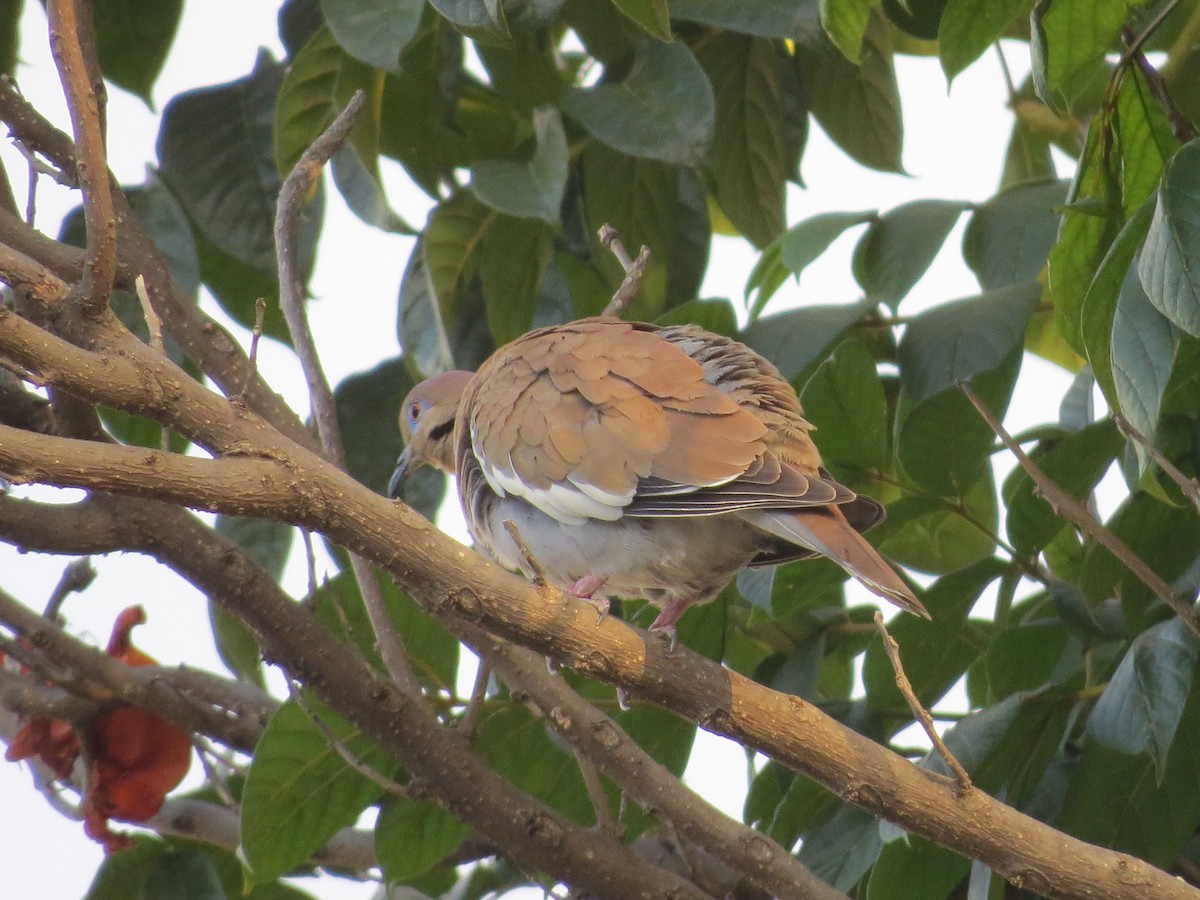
[1081,199,1155,408]
[794,16,903,173]
[1113,261,1181,470]
[694,33,788,248]
[1060,677,1200,868]
[397,239,455,378]
[1047,113,1123,352]
[898,282,1040,403]
[963,180,1067,291]
[0,0,21,77]
[741,300,873,380]
[898,352,1021,497]
[1138,138,1200,338]
[158,56,289,274]
[747,211,874,318]
[1003,419,1123,555]
[672,0,823,40]
[873,477,998,574]
[142,850,224,900]
[799,339,888,472]
[242,699,396,883]
[430,0,509,39]
[318,0,423,71]
[796,804,882,892]
[563,40,715,165]
[666,167,713,302]
[656,298,738,335]
[853,199,970,308]
[375,796,471,883]
[1115,64,1180,217]
[937,0,1029,83]
[867,835,970,900]
[480,216,553,343]
[92,0,182,104]
[1089,619,1200,777]
[191,228,292,343]
[422,192,492,331]
[985,621,1081,700]
[610,0,672,41]
[471,107,567,223]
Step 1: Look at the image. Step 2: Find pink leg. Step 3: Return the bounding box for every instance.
[648,598,692,651]
[568,574,610,624]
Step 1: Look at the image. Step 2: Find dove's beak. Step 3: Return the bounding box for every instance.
[387,447,413,498]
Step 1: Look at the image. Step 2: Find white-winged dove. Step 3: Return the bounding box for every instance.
[390,317,929,641]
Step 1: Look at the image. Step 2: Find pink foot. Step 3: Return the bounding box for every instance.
[648,598,692,652]
[569,574,610,624]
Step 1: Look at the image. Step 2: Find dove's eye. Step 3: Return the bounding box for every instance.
[406,400,425,427]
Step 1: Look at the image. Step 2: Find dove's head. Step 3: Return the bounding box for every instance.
[388,370,473,496]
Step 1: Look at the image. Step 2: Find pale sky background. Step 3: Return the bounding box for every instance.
[0,3,1072,898]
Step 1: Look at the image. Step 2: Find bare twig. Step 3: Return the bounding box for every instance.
[134,275,169,449]
[598,224,651,318]
[458,658,491,739]
[1113,412,1200,515]
[273,89,421,696]
[873,612,972,795]
[239,297,267,399]
[573,747,620,838]
[962,384,1200,636]
[43,557,95,622]
[45,0,116,312]
[502,519,548,589]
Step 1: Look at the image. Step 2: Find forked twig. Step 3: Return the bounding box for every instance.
[873,612,972,794]
[598,224,651,318]
[1113,412,1200,516]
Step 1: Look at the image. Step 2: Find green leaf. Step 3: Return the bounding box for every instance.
[1003,419,1123,555]
[423,192,492,325]
[318,0,423,71]
[159,55,296,275]
[242,699,396,883]
[799,339,889,472]
[694,33,789,249]
[963,179,1067,291]
[86,840,237,900]
[797,804,882,892]
[578,143,680,319]
[397,240,455,379]
[985,620,1081,700]
[747,211,874,318]
[819,0,880,63]
[872,478,998,574]
[1138,139,1200,338]
[898,282,1040,403]
[563,40,715,165]
[610,0,672,41]
[471,107,568,223]
[430,0,509,40]
[375,796,471,883]
[867,835,971,900]
[898,352,1021,497]
[853,200,970,308]
[938,0,1030,82]
[480,216,554,343]
[1115,64,1180,217]
[666,167,713,302]
[1047,115,1123,352]
[864,559,1003,713]
[1081,199,1155,407]
[1031,0,1124,111]
[1089,619,1200,777]
[795,15,903,173]
[192,229,294,343]
[656,298,738,335]
[741,299,873,381]
[1112,260,1182,467]
[1060,676,1200,868]
[672,0,823,39]
[92,0,182,104]
[0,0,21,78]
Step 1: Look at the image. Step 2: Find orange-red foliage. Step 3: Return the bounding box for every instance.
[5,606,192,853]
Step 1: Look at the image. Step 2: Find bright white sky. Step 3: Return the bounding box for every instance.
[0,3,1070,898]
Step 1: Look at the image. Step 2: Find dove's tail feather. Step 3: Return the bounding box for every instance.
[746,507,931,620]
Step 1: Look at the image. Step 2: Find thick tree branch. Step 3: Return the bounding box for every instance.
[0,312,1192,898]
